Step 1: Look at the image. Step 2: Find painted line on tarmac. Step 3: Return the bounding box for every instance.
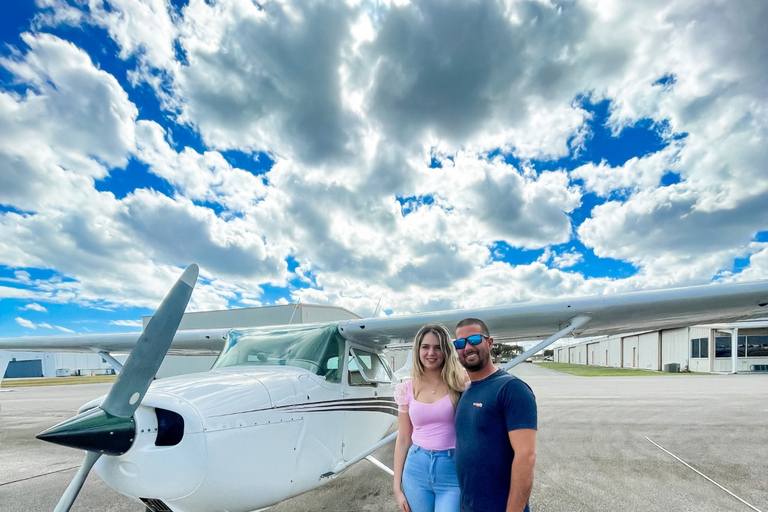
[0,466,80,487]
[645,436,763,512]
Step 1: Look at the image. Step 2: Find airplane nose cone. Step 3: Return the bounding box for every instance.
[37,407,135,456]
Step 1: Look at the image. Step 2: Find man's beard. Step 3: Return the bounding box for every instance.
[460,350,489,373]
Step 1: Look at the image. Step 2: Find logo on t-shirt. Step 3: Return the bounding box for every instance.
[472,402,483,407]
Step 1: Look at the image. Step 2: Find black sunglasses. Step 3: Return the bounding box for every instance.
[453,334,487,350]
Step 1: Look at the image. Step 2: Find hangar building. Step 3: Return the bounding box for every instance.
[554,321,768,373]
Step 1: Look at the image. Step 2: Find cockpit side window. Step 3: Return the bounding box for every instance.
[348,347,392,386]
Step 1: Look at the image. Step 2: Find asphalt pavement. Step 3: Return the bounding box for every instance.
[1,365,766,511]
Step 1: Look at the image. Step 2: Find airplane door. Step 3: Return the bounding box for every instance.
[290,330,347,492]
[291,373,345,494]
[341,345,397,461]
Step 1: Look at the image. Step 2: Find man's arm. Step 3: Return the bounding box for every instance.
[506,428,536,512]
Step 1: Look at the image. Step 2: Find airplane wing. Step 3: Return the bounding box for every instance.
[0,328,230,356]
[2,280,767,357]
[338,280,768,346]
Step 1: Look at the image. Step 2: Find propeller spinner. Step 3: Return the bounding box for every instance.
[37,264,199,512]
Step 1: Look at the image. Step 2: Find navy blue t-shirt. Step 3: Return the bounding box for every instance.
[455,369,537,512]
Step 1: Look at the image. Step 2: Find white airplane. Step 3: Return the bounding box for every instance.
[1,264,767,512]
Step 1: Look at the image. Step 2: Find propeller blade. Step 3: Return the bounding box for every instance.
[36,264,199,512]
[100,264,199,418]
[53,451,101,512]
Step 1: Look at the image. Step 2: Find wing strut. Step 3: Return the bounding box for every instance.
[97,351,124,373]
[501,315,592,371]
[365,455,394,476]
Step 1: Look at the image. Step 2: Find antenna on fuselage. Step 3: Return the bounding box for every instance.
[372,298,382,317]
[288,300,301,324]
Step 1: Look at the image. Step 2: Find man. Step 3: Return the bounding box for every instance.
[453,318,537,512]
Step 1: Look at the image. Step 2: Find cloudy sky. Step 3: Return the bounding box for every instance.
[1,0,766,338]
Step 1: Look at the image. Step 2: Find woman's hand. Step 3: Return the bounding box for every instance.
[394,488,411,512]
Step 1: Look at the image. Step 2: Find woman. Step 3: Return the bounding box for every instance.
[393,324,467,512]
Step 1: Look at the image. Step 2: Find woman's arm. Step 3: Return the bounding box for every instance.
[393,410,414,512]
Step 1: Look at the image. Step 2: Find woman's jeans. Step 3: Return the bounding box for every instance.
[402,445,461,512]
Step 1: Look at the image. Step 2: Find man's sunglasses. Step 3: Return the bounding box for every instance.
[453,334,487,350]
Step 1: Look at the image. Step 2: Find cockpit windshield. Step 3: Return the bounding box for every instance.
[212,323,346,378]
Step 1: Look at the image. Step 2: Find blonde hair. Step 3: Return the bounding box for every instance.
[410,324,466,407]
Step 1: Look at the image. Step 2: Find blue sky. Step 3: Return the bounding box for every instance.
[1,0,767,338]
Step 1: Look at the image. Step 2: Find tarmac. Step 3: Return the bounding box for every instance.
[1,364,766,512]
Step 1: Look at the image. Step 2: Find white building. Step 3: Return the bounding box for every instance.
[554,321,768,373]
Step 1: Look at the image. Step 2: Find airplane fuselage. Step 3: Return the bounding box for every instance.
[81,364,397,512]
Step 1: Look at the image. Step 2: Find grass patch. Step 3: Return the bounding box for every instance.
[536,362,699,377]
[1,375,118,388]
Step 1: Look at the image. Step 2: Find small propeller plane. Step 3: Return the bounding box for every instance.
[1,264,767,512]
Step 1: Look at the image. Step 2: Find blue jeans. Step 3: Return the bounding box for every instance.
[402,445,461,512]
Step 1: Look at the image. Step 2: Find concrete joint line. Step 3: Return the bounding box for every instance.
[0,465,80,487]
[645,436,764,512]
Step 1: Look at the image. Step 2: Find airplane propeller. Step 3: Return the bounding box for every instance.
[36,264,199,512]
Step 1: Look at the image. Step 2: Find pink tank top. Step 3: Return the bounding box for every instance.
[394,380,457,451]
